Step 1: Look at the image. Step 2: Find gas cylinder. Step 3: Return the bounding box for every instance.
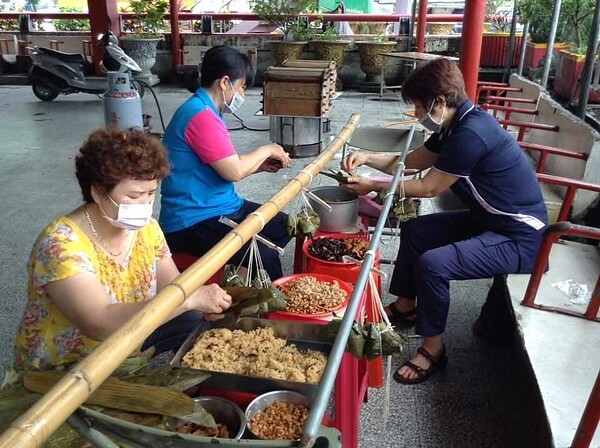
[103,72,143,130]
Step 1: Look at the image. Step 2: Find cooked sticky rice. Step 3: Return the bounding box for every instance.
[181,327,327,383]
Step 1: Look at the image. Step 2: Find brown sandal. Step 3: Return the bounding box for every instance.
[385,304,417,327]
[393,346,447,385]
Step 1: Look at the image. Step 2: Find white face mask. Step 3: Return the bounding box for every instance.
[222,80,245,114]
[99,195,154,231]
[419,100,445,133]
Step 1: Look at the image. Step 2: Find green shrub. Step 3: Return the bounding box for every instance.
[54,7,90,32]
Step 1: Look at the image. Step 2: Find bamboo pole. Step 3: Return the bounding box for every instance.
[0,113,361,448]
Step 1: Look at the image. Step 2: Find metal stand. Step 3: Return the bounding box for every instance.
[265,107,334,159]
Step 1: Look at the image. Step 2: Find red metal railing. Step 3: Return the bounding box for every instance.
[520,142,588,174]
[535,173,600,222]
[497,119,559,141]
[572,371,600,448]
[522,171,600,321]
[0,12,463,26]
[483,103,539,120]
[521,221,600,321]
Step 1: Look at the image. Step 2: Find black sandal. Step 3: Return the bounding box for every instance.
[385,303,418,327]
[393,346,448,385]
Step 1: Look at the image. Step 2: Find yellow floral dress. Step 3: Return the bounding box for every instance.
[14,216,171,370]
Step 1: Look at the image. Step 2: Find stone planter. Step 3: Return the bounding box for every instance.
[309,40,350,89]
[428,23,454,35]
[152,48,174,83]
[355,40,396,84]
[120,36,162,86]
[268,41,306,66]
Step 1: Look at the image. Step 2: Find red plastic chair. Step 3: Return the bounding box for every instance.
[171,252,224,285]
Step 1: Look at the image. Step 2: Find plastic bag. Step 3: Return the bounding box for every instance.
[551,279,592,306]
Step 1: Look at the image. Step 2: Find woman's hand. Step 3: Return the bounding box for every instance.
[341,151,369,172]
[262,143,291,170]
[185,283,232,315]
[260,157,285,173]
[343,176,382,196]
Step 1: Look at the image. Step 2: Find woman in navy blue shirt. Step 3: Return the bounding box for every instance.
[343,59,547,384]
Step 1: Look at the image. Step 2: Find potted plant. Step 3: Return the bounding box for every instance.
[250,0,313,65]
[519,0,569,71]
[309,24,350,84]
[480,12,525,68]
[355,34,397,87]
[120,0,169,86]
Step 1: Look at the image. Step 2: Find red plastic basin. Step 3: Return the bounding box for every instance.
[269,273,353,322]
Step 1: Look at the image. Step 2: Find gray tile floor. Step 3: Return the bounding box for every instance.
[0,85,551,447]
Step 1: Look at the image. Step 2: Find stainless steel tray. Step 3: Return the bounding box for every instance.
[170,317,333,400]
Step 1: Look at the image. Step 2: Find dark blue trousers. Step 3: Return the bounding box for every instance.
[165,200,291,280]
[142,311,207,355]
[390,211,526,337]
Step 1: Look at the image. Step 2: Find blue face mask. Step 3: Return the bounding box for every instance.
[419,100,445,133]
[222,80,245,114]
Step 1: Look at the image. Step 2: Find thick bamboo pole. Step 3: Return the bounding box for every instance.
[0,113,361,448]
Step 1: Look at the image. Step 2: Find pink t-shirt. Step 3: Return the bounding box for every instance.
[184,109,237,164]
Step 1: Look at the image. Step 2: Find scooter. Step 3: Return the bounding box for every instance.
[28,30,143,102]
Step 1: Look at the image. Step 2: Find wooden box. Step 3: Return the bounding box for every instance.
[281,59,337,95]
[263,66,333,117]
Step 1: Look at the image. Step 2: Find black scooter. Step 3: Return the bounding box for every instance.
[28,31,143,101]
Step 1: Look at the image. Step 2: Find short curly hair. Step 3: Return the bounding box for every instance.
[401,58,468,109]
[75,127,170,203]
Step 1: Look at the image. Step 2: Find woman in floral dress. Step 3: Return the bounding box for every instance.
[14,127,231,370]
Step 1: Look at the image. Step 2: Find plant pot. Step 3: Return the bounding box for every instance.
[480,32,525,68]
[428,22,453,35]
[309,40,350,89]
[268,41,306,66]
[553,50,586,102]
[355,40,396,84]
[524,41,569,70]
[120,36,162,86]
[152,48,173,83]
[309,40,349,68]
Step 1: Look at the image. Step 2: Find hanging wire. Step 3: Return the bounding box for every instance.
[229,110,270,132]
[138,80,166,132]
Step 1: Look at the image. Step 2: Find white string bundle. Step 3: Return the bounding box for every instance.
[241,237,268,287]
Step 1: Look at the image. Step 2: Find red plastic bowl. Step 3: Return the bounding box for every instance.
[270,273,353,322]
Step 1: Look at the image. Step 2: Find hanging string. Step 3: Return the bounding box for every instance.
[368,271,392,425]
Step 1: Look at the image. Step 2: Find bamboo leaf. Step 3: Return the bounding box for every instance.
[24,371,200,421]
[120,366,210,392]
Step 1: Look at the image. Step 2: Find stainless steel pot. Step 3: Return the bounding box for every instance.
[307,186,359,232]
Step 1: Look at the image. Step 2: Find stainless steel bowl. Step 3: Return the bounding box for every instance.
[307,185,359,232]
[245,390,312,440]
[166,396,246,440]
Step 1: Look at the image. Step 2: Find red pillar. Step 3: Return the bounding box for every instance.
[416,0,428,52]
[87,0,120,75]
[458,0,487,101]
[170,0,181,68]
